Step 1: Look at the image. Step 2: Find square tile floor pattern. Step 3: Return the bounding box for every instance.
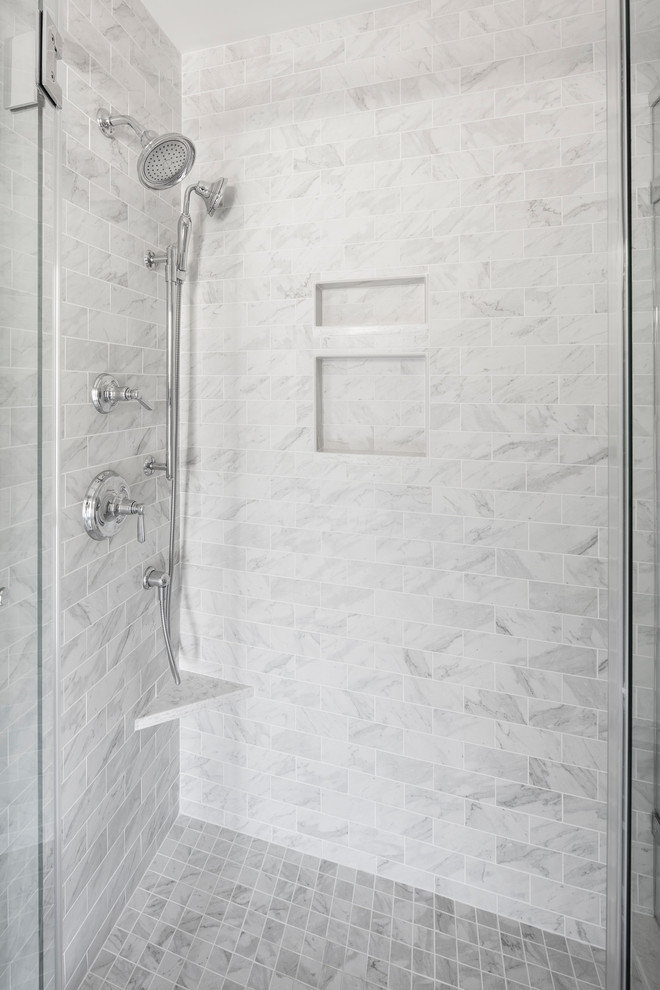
[82,817,606,990]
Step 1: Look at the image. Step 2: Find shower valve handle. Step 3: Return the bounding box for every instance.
[120,388,153,412]
[91,374,153,413]
[111,496,146,544]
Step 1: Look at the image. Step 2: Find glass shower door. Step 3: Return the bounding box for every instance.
[0,0,57,987]
[654,93,660,932]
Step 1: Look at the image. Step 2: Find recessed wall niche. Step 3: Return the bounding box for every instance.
[315,276,427,330]
[315,354,428,457]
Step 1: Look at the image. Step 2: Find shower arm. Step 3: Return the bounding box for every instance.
[97,109,157,148]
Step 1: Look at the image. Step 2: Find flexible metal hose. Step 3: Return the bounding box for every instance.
[159,588,181,685]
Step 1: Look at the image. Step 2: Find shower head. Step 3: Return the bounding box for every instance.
[138,133,196,190]
[97,108,196,190]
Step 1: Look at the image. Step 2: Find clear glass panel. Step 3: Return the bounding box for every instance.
[630,57,660,990]
[0,0,56,987]
[653,97,660,934]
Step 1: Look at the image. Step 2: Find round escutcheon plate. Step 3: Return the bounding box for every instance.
[82,469,130,541]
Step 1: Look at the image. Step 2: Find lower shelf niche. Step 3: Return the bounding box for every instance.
[316,354,427,457]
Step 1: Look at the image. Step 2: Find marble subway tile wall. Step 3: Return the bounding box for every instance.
[317,353,428,455]
[59,0,182,985]
[178,0,609,948]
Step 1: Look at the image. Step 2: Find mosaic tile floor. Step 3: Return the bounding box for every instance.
[82,817,606,990]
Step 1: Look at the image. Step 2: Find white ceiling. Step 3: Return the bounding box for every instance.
[142,0,404,53]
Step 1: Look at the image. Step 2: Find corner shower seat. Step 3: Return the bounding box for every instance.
[134,668,252,730]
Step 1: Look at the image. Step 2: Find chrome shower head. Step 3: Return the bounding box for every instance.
[138,133,196,190]
[97,107,196,190]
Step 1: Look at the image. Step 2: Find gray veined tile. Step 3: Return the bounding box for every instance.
[87,816,600,988]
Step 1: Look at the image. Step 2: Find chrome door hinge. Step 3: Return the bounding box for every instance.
[652,811,660,842]
[39,10,62,108]
[5,8,61,112]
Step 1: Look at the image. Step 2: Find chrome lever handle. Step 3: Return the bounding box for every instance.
[91,374,153,413]
[137,506,146,543]
[111,496,146,543]
[125,389,153,412]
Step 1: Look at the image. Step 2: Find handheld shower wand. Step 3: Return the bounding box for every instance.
[176,179,226,279]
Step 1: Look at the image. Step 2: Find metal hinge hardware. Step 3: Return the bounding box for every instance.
[5,8,62,112]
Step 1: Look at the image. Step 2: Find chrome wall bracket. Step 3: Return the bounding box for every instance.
[82,470,146,543]
[91,373,152,414]
[145,251,167,270]
[144,456,167,476]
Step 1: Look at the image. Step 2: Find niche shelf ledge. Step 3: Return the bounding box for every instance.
[135,672,253,731]
[314,276,427,330]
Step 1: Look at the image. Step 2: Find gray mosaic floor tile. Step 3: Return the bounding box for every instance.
[84,817,605,990]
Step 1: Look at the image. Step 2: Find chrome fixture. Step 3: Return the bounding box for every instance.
[145,250,167,270]
[144,569,180,685]
[0,587,7,608]
[97,107,196,189]
[176,178,226,279]
[143,177,227,685]
[40,11,63,108]
[82,470,146,543]
[143,456,167,476]
[144,569,170,591]
[146,177,226,482]
[91,373,152,414]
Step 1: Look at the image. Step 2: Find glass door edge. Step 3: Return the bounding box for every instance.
[606,0,633,986]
